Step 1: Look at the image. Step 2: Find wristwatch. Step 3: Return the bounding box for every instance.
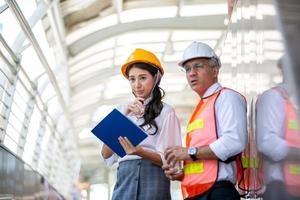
[188,147,198,161]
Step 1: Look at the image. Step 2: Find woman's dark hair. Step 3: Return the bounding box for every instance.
[126,62,165,135]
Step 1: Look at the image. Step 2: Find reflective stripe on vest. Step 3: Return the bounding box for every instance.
[241,156,259,169]
[184,162,204,175]
[181,90,221,199]
[186,119,204,133]
[288,119,300,130]
[288,164,300,174]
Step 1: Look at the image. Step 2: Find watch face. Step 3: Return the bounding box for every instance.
[188,147,196,155]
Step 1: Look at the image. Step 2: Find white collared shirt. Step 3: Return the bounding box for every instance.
[103,102,182,166]
[203,83,247,183]
[256,83,289,182]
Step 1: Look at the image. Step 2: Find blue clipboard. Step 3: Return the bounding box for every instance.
[91,109,148,157]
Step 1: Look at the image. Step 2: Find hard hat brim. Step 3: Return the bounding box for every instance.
[178,56,221,67]
[121,60,164,78]
[178,56,216,67]
[178,58,194,67]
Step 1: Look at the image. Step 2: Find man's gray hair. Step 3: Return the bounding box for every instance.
[208,58,220,68]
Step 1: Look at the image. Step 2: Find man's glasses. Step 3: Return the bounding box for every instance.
[182,63,205,73]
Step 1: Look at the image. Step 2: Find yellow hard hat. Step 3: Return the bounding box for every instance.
[121,48,164,78]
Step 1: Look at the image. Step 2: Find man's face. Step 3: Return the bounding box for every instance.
[183,58,219,97]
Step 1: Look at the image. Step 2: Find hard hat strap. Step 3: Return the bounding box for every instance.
[144,71,161,105]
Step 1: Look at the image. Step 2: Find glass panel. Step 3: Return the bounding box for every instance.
[20,45,44,81]
[11,94,26,119]
[15,80,30,105]
[0,66,13,102]
[47,97,62,118]
[5,122,20,147]
[40,82,55,102]
[18,70,33,90]
[15,0,37,20]
[8,110,23,132]
[32,21,57,71]
[38,125,51,176]
[0,8,22,47]
[3,134,17,153]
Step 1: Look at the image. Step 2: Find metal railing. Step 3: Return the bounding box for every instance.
[4,0,70,121]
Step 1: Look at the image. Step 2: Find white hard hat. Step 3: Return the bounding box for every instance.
[178,41,221,67]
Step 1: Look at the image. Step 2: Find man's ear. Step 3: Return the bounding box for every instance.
[212,67,219,78]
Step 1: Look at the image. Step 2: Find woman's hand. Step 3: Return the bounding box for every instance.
[124,97,145,117]
[119,136,163,166]
[118,136,142,155]
[162,163,184,181]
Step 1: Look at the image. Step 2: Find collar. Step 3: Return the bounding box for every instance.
[201,82,222,99]
[278,82,288,92]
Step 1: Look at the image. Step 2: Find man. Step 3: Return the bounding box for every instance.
[256,57,300,200]
[163,41,247,200]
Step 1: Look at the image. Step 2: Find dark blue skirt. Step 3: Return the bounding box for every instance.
[112,159,171,200]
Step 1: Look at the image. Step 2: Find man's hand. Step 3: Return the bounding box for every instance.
[164,146,190,167]
[118,136,142,155]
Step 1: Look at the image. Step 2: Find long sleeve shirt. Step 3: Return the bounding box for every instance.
[203,83,247,183]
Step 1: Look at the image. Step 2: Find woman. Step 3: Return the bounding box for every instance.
[101,48,182,200]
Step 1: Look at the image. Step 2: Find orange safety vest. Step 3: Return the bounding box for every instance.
[181,88,221,199]
[274,87,300,196]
